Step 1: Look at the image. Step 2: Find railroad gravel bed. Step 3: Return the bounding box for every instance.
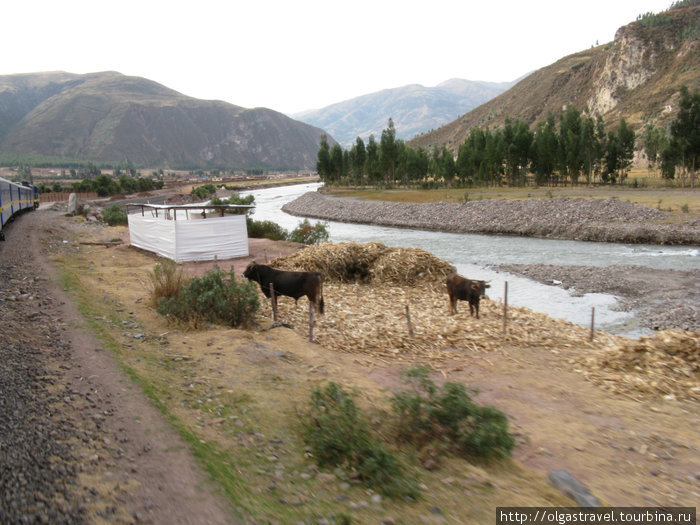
[0,245,93,523]
[282,191,700,245]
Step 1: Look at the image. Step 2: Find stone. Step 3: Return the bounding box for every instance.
[548,470,601,507]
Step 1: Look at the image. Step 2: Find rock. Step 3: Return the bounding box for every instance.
[548,470,601,507]
[67,193,78,215]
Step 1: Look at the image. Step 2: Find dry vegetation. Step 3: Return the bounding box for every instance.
[46,215,700,523]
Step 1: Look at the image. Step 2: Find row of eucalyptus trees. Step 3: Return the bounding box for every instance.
[317,106,639,187]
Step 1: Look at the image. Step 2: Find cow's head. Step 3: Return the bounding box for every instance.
[243,261,258,280]
[471,280,490,297]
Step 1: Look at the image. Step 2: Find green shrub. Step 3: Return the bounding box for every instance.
[156,267,259,328]
[209,194,255,215]
[246,218,289,241]
[190,183,217,200]
[148,259,190,308]
[302,382,418,499]
[391,366,514,459]
[289,219,329,245]
[102,204,128,226]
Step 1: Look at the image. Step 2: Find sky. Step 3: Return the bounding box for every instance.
[5,0,675,115]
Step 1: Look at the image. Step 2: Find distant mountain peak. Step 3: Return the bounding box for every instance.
[292,78,518,148]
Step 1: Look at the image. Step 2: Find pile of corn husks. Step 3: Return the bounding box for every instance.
[270,241,456,286]
[256,242,595,361]
[573,330,700,402]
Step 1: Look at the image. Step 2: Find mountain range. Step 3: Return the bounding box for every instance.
[292,78,519,148]
[0,2,697,170]
[0,71,330,170]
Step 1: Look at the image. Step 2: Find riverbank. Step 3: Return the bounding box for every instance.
[494,264,700,332]
[282,191,700,245]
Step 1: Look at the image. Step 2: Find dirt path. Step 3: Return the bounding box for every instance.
[1,209,237,524]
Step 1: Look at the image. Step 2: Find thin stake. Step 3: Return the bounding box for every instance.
[590,306,595,341]
[269,283,277,322]
[405,304,415,338]
[503,281,508,334]
[309,302,315,342]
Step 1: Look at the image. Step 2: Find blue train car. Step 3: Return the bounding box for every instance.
[0,177,39,241]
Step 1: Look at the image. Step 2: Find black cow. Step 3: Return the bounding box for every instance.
[243,261,325,314]
[446,273,490,318]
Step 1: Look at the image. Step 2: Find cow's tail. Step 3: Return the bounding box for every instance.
[318,295,325,315]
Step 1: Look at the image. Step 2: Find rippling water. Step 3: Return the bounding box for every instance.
[242,183,699,337]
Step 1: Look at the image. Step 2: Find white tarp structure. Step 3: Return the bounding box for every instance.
[126,203,254,262]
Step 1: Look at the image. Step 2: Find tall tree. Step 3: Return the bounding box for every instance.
[503,118,532,186]
[669,85,700,187]
[379,118,398,184]
[643,121,668,175]
[617,118,636,182]
[330,143,344,181]
[559,105,584,185]
[581,113,601,184]
[365,135,380,183]
[532,114,558,185]
[316,135,331,181]
[351,137,367,185]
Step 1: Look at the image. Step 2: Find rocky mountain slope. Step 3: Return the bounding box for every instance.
[409,3,700,153]
[0,71,331,170]
[292,78,517,148]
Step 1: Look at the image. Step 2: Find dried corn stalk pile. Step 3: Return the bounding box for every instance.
[252,242,597,361]
[270,241,456,287]
[573,330,700,401]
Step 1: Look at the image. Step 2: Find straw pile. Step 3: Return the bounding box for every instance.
[573,330,700,401]
[270,241,456,286]
[253,242,597,363]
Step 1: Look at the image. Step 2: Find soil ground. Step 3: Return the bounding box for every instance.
[2,204,699,524]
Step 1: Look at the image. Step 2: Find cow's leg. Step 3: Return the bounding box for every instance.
[448,293,456,314]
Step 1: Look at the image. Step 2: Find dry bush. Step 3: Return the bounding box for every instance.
[147,258,190,308]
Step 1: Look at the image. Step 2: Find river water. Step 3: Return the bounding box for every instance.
[242,183,699,337]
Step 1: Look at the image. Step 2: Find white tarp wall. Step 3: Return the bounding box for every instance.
[128,213,249,262]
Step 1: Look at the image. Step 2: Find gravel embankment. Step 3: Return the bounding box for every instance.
[282,192,700,245]
[494,264,700,332]
[1,238,90,523]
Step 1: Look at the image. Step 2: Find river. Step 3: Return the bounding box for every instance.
[242,182,699,337]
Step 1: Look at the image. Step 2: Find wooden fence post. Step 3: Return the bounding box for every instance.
[405,304,415,338]
[309,302,315,342]
[269,283,277,322]
[503,281,508,334]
